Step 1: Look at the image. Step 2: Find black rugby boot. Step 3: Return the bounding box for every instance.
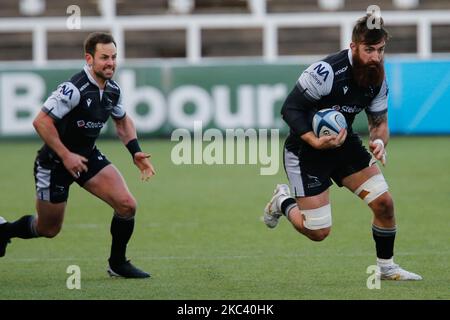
[107,259,150,279]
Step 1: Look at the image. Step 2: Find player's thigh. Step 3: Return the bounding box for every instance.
[295,189,333,234]
[284,146,332,232]
[342,164,392,211]
[34,157,71,229]
[341,164,381,193]
[296,189,330,210]
[284,147,333,198]
[82,164,136,213]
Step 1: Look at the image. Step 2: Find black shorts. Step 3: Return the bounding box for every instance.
[284,133,372,197]
[34,147,111,203]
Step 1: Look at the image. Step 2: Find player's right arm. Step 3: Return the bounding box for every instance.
[301,129,347,150]
[281,61,346,149]
[33,82,87,178]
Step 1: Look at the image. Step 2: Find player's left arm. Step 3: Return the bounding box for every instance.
[113,115,156,181]
[367,78,389,165]
[368,112,389,165]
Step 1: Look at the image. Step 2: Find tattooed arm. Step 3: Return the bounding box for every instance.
[368,112,389,146]
[367,112,389,165]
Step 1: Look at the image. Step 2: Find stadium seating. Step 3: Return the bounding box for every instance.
[116,0,168,16]
[0,0,448,62]
[124,29,186,58]
[0,32,32,60]
[0,0,100,17]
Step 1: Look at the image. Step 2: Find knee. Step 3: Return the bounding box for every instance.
[115,195,137,218]
[38,225,61,238]
[308,228,331,242]
[371,193,394,219]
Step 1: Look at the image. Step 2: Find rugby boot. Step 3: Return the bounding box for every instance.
[378,263,422,280]
[263,184,292,229]
[107,259,151,278]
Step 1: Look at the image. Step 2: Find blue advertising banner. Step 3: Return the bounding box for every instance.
[386,60,450,134]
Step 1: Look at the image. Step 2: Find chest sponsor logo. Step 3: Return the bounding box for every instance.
[332,105,363,113]
[77,120,104,129]
[86,98,92,107]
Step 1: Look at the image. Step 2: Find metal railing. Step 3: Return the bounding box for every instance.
[0,0,449,65]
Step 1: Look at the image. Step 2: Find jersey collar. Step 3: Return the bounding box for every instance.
[347,49,353,66]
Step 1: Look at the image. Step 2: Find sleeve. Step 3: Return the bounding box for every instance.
[366,78,388,116]
[281,61,334,135]
[298,61,334,100]
[111,93,126,120]
[42,82,80,120]
[108,81,126,120]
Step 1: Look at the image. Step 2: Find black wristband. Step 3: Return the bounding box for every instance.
[126,138,142,156]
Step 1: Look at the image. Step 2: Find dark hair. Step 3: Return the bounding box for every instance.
[352,14,390,45]
[84,32,116,56]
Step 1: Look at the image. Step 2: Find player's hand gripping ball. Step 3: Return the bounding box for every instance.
[312,108,347,137]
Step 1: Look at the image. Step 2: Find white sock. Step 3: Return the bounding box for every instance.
[377,257,394,267]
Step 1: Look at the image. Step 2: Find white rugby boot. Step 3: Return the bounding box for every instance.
[263,184,292,229]
[378,263,422,281]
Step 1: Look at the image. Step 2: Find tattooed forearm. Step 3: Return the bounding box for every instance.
[368,112,387,128]
[368,112,389,145]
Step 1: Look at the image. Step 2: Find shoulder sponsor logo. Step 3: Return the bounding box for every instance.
[313,63,329,82]
[304,71,323,86]
[59,84,74,99]
[335,66,348,76]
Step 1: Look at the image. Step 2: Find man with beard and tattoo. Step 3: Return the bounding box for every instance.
[263,15,421,280]
[0,32,156,278]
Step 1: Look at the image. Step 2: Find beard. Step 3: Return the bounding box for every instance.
[92,63,115,81]
[352,49,385,88]
[94,68,114,80]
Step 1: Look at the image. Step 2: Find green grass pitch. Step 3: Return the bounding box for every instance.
[0,136,449,300]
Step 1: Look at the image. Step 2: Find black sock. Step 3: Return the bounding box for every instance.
[4,215,40,239]
[109,213,135,265]
[372,224,396,259]
[281,197,297,217]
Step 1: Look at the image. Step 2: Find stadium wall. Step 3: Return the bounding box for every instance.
[0,60,448,138]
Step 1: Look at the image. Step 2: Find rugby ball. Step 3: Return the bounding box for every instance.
[312,108,347,137]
